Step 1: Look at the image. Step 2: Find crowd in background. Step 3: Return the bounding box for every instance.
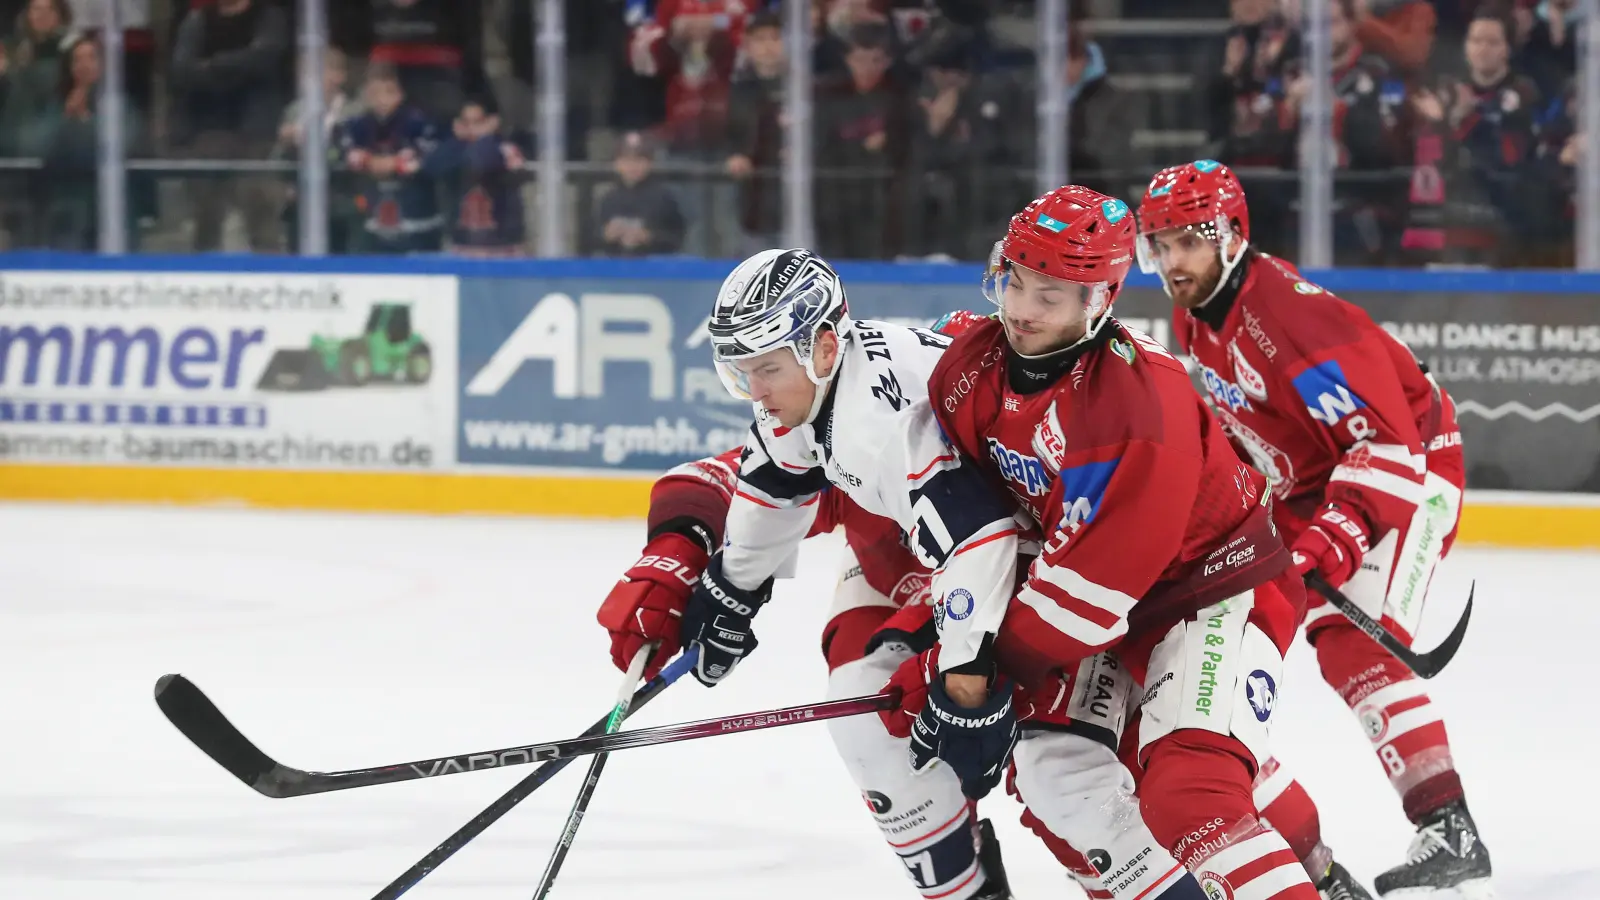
[0,0,1584,267]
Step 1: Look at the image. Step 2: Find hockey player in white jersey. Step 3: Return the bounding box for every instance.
[677,248,1209,900]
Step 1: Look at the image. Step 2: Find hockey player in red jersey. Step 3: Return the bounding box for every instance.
[880,184,1322,900]
[1137,159,1492,900]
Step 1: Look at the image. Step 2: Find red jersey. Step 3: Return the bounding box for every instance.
[648,447,929,606]
[1172,253,1465,548]
[930,318,1294,688]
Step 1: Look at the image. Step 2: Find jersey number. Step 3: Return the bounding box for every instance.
[911,494,956,566]
[901,850,937,888]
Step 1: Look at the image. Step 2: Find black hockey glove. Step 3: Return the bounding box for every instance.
[679,552,772,687]
[908,675,1019,801]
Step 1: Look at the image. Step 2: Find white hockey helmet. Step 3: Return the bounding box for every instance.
[708,248,852,416]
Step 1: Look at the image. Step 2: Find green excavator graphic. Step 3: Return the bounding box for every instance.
[256,303,432,392]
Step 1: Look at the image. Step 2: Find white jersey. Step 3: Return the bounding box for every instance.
[721,320,1020,671]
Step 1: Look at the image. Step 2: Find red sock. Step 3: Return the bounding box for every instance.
[1312,623,1465,821]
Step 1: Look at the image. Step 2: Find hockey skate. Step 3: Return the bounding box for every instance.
[1373,801,1493,899]
[970,819,1013,900]
[1317,861,1375,900]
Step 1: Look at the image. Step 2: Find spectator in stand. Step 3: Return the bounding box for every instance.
[364,0,494,127]
[814,22,909,260]
[1208,0,1302,162]
[591,130,687,256]
[1272,0,1411,262]
[427,98,527,256]
[170,0,289,252]
[1530,76,1578,266]
[1350,0,1436,78]
[37,35,139,249]
[0,0,75,159]
[273,47,363,253]
[1400,9,1541,266]
[340,63,444,254]
[902,40,1000,260]
[724,9,785,253]
[1519,0,1581,101]
[1207,0,1303,255]
[1063,28,1133,201]
[628,0,742,255]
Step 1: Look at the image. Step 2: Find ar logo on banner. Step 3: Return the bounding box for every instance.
[465,293,675,400]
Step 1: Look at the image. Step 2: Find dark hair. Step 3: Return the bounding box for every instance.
[847,22,893,53]
[747,10,781,35]
[364,61,400,85]
[1468,7,1514,44]
[57,34,100,102]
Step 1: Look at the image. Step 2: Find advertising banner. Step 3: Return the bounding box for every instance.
[0,271,457,471]
[458,274,1600,493]
[455,278,1172,473]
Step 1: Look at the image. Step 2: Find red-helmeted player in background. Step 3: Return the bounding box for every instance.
[1137,159,1493,900]
[882,185,1323,900]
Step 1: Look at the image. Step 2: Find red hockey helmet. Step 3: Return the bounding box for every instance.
[983,184,1136,345]
[1135,160,1251,298]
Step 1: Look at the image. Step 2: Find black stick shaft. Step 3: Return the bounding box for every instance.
[1305,574,1473,679]
[368,652,684,900]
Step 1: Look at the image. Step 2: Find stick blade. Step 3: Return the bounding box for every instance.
[154,674,288,797]
[1413,581,1474,679]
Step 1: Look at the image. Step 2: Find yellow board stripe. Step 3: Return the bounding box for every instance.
[2,464,1599,549]
[0,464,654,518]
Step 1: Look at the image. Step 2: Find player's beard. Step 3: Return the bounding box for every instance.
[1167,260,1224,310]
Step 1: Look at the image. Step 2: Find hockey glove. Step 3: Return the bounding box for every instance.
[880,647,1020,801]
[679,552,772,687]
[1290,503,1371,590]
[597,532,708,681]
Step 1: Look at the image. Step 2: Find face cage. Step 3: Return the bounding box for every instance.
[981,242,1116,345]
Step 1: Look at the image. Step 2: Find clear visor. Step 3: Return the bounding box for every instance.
[981,242,1110,331]
[1137,216,1235,276]
[712,341,810,401]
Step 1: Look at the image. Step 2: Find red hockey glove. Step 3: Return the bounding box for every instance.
[1290,504,1371,589]
[596,532,707,680]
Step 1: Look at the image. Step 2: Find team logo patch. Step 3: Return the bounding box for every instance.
[1087,849,1113,875]
[863,790,892,814]
[1030,399,1067,474]
[1246,670,1277,722]
[1229,341,1268,402]
[1293,280,1324,295]
[1110,339,1136,366]
[1198,871,1235,900]
[944,588,976,621]
[1359,706,1389,742]
[1101,199,1129,224]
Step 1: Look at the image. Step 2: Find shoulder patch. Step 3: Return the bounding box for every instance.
[1110,339,1136,366]
[1293,281,1324,295]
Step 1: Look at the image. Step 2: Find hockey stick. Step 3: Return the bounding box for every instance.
[155,669,899,799]
[367,649,695,900]
[529,644,652,900]
[1306,574,1474,679]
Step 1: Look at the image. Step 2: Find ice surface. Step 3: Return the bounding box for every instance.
[0,502,1593,899]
